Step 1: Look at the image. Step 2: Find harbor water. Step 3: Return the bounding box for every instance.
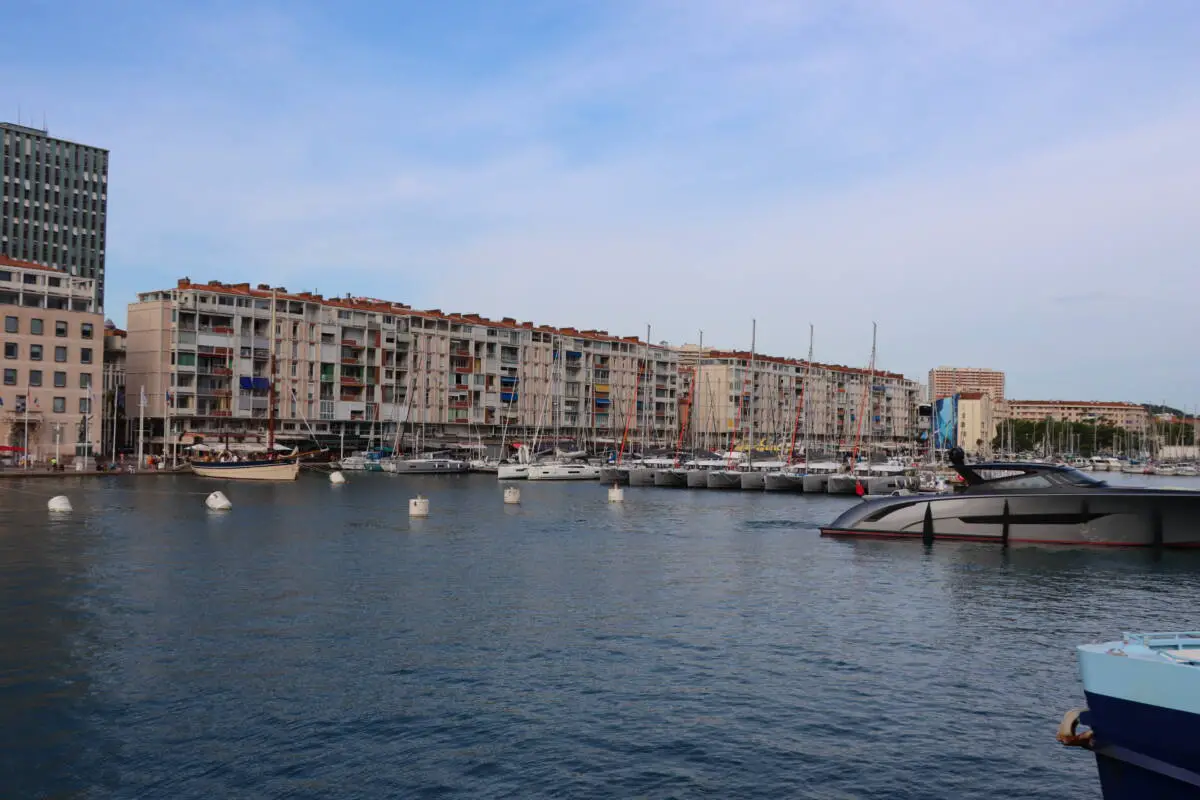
[2,472,1199,798]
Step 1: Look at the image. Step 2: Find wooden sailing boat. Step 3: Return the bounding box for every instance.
[191,290,300,481]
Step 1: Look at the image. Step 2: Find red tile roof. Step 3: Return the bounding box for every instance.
[0,254,66,273]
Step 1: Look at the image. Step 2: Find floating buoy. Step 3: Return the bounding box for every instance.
[409,495,430,517]
[608,483,624,503]
[329,470,346,485]
[47,495,72,512]
[503,486,521,505]
[205,491,232,511]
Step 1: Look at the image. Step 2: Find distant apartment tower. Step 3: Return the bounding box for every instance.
[928,366,1005,402]
[1,123,109,309]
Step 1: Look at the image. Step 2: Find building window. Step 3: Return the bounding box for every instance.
[55,320,67,337]
[30,344,42,361]
[29,369,42,387]
[81,322,93,339]
[31,318,43,335]
[79,397,90,414]
[53,396,65,413]
[3,368,14,385]
[54,346,66,362]
[80,347,92,364]
[53,371,66,388]
[3,342,16,359]
[80,373,91,389]
[4,315,16,333]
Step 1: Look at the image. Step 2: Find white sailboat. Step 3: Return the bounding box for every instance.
[527,332,599,481]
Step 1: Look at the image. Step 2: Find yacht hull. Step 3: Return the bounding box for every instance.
[654,469,688,487]
[384,459,468,474]
[686,469,710,488]
[740,472,765,490]
[764,472,806,492]
[821,491,1200,546]
[599,466,629,484]
[527,464,601,481]
[628,468,656,487]
[707,471,743,489]
[497,464,530,480]
[826,474,861,495]
[802,474,829,493]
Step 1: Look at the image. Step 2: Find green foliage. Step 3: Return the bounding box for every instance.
[991,418,1193,456]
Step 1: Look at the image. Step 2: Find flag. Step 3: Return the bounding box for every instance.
[140,386,147,407]
[0,397,4,406]
[166,391,173,403]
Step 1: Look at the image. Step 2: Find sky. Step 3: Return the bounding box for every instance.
[3,0,1199,405]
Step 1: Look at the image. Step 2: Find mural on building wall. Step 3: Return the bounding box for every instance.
[934,396,958,450]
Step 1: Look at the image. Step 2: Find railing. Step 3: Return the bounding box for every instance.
[198,366,233,376]
[339,393,361,402]
[198,345,232,356]
[200,326,234,335]
[340,377,364,387]
[449,400,470,410]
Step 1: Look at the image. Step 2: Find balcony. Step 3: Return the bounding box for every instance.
[198,345,233,356]
[341,339,364,349]
[449,400,470,410]
[198,366,233,376]
[200,326,234,335]
[340,377,364,387]
[341,357,363,366]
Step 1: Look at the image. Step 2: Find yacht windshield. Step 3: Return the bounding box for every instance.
[1059,468,1106,487]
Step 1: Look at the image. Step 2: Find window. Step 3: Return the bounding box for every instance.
[55,320,67,337]
[54,346,66,362]
[29,344,42,361]
[3,368,14,385]
[30,318,43,335]
[80,373,92,389]
[3,342,16,359]
[53,371,66,388]
[81,322,93,339]
[80,347,92,364]
[4,315,16,333]
[53,396,65,413]
[79,397,90,414]
[29,369,42,387]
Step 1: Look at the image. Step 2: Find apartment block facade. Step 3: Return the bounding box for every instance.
[1004,399,1148,429]
[125,280,679,453]
[0,256,103,461]
[928,366,1005,402]
[1,123,109,309]
[687,349,923,450]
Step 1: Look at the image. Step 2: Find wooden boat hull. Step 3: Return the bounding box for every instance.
[190,460,300,481]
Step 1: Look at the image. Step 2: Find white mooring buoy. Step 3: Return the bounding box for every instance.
[329,470,347,485]
[47,495,73,512]
[503,486,521,505]
[608,483,624,503]
[205,491,233,511]
[409,495,430,517]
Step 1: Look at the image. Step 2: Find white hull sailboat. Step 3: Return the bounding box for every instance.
[527,463,600,481]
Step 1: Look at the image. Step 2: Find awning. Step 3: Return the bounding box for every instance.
[0,445,24,453]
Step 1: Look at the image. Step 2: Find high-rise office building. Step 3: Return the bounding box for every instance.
[1,123,109,309]
[928,366,1005,402]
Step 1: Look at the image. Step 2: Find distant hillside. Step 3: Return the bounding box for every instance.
[1143,403,1188,418]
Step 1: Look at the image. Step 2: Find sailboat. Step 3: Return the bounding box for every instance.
[191,291,301,481]
[765,326,814,492]
[709,321,759,489]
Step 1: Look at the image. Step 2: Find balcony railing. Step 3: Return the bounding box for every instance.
[340,377,364,387]
[200,326,234,335]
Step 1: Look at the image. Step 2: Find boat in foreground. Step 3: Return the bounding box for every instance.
[191,458,301,481]
[820,448,1200,547]
[1058,631,1200,798]
[526,461,600,481]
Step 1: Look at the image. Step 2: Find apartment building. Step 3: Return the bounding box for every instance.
[0,255,103,462]
[1004,399,1148,429]
[687,348,923,450]
[955,391,995,456]
[124,279,679,454]
[1,123,109,309]
[928,366,1005,402]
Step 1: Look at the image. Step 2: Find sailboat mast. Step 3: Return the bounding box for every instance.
[268,289,277,455]
[797,325,814,466]
[748,319,756,468]
[644,324,651,451]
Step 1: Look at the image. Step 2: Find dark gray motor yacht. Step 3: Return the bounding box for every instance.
[821,448,1200,547]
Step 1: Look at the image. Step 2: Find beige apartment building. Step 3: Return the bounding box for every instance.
[955,391,995,456]
[125,279,679,454]
[687,348,923,451]
[1004,399,1148,429]
[928,366,1005,402]
[0,255,103,463]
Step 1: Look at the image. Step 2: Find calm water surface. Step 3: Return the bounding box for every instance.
[2,472,1198,798]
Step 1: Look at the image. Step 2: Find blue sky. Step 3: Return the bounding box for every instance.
[5,0,1200,404]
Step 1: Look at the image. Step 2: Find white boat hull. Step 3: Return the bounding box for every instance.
[191,460,300,481]
[497,464,530,480]
[527,464,601,481]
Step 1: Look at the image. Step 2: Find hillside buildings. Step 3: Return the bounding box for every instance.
[0,255,103,462]
[1004,399,1148,429]
[1,123,109,309]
